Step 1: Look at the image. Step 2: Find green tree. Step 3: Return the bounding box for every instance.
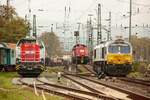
[131,35,150,63]
[0,5,29,43]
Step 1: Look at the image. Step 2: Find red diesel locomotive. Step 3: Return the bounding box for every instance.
[16,38,45,77]
[72,44,89,64]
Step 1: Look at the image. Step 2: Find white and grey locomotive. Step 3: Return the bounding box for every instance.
[93,38,133,77]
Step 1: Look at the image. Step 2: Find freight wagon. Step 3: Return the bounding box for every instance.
[0,42,16,71]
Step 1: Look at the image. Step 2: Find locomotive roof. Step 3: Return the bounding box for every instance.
[0,42,8,48]
[94,39,131,49]
[73,44,87,48]
[19,38,37,41]
[7,43,16,50]
[16,37,45,49]
[16,38,37,46]
[0,42,15,50]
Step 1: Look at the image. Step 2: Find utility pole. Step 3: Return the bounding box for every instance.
[77,22,81,44]
[129,0,132,42]
[6,0,10,7]
[51,24,53,33]
[108,12,111,41]
[88,14,93,63]
[97,4,102,44]
[27,0,32,37]
[6,0,10,20]
[33,15,37,38]
[63,6,71,51]
[86,20,89,46]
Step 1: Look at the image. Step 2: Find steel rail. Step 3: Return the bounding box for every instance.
[118,77,150,86]
[37,78,115,100]
[72,75,150,100]
[18,78,90,100]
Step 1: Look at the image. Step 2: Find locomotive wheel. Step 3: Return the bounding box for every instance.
[4,66,16,72]
[93,64,96,72]
[20,73,40,77]
[0,67,3,71]
[97,66,102,75]
[18,72,41,77]
[97,66,106,79]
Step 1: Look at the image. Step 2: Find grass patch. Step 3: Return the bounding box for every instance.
[0,72,63,100]
[128,62,149,78]
[0,89,62,100]
[127,72,144,78]
[0,72,19,89]
[47,67,64,74]
[77,65,89,73]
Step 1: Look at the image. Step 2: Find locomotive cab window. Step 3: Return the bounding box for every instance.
[120,45,130,53]
[17,39,36,46]
[108,44,130,54]
[108,45,119,53]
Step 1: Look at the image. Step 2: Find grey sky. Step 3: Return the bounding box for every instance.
[1,0,149,24]
[1,0,150,38]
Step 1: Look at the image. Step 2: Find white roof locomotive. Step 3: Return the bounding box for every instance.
[93,38,133,77]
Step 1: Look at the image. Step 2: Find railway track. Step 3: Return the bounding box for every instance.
[63,74,134,100]
[66,74,150,100]
[118,77,150,86]
[82,65,96,75]
[19,77,115,100]
[81,65,150,86]
[64,64,150,99]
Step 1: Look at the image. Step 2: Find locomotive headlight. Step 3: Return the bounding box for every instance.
[108,56,114,60]
[40,58,44,64]
[16,58,21,64]
[107,57,114,64]
[80,49,85,53]
[25,51,35,54]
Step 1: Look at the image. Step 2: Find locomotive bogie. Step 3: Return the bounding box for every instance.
[16,63,44,77]
[17,68,42,77]
[106,64,132,76]
[72,56,89,64]
[93,61,132,76]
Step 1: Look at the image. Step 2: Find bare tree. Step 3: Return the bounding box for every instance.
[39,32,63,57]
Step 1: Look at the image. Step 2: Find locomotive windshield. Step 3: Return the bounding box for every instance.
[108,46,119,53]
[17,39,36,46]
[120,46,130,53]
[108,44,130,54]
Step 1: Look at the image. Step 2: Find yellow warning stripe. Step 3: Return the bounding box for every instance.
[16,65,20,70]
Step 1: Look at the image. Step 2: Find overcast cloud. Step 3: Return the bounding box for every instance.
[0,0,150,39]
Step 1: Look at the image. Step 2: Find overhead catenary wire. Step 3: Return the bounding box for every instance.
[73,0,98,22]
[117,0,150,7]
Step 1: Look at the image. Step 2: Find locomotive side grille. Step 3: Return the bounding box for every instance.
[21,43,40,62]
[21,52,40,62]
